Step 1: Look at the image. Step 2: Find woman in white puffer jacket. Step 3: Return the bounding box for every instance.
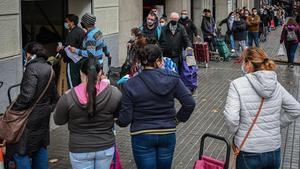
[224,47,300,169]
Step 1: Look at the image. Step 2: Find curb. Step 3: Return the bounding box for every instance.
[273,59,300,66]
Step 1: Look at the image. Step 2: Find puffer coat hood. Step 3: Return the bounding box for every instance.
[245,71,278,98]
[223,71,300,153]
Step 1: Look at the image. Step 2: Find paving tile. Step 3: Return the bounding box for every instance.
[48,29,300,169]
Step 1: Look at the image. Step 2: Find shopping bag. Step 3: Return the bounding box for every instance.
[184,48,197,66]
[194,156,224,169]
[180,60,198,92]
[277,44,286,57]
[110,145,123,169]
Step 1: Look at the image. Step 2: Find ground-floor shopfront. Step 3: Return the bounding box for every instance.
[0,0,258,112]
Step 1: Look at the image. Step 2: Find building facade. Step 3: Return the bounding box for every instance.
[0,0,257,111]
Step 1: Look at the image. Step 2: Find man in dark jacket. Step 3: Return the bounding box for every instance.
[232,12,248,57]
[201,9,217,51]
[159,12,192,70]
[259,9,271,41]
[178,10,200,43]
[219,12,236,52]
[57,14,85,88]
[140,12,162,42]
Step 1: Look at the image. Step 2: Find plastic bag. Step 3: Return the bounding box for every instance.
[277,44,286,57]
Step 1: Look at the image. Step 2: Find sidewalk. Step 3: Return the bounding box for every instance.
[48,31,300,169]
[261,26,300,64]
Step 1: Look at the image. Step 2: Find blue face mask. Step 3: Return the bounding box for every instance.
[181,15,188,19]
[64,22,69,30]
[241,63,247,75]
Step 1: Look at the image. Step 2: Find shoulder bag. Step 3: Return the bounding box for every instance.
[0,68,54,144]
[230,97,265,169]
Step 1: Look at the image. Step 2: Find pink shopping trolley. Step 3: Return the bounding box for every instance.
[194,133,231,169]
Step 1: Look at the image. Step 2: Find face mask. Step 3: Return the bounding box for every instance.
[147,19,154,26]
[160,22,166,26]
[181,15,188,19]
[245,13,249,17]
[170,20,177,26]
[241,63,247,75]
[64,22,69,30]
[25,54,36,65]
[253,12,258,15]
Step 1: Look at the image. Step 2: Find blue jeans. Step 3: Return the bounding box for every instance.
[248,32,260,47]
[69,146,115,169]
[13,147,48,169]
[132,133,176,169]
[235,40,248,57]
[229,34,235,50]
[285,43,298,64]
[236,148,280,169]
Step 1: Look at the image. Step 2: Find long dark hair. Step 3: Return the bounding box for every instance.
[80,56,102,118]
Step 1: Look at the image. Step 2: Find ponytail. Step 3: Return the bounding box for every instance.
[242,47,276,72]
[80,56,102,118]
[261,58,276,71]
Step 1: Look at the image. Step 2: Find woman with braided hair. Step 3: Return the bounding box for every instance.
[54,56,122,169]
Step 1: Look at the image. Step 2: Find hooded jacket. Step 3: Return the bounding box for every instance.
[201,16,216,38]
[224,71,300,153]
[140,21,162,42]
[54,82,122,153]
[280,23,300,44]
[117,69,195,135]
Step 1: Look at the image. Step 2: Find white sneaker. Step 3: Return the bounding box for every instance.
[231,49,235,53]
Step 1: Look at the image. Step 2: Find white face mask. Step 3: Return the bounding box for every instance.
[25,54,36,65]
[64,22,69,30]
[241,63,247,75]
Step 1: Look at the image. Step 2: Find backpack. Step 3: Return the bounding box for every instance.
[286,30,297,41]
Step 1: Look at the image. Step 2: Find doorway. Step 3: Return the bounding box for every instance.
[21,0,92,57]
[143,0,166,20]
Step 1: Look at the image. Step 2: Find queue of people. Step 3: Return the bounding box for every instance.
[1,4,300,169]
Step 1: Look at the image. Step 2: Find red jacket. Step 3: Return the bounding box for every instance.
[280,24,300,44]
